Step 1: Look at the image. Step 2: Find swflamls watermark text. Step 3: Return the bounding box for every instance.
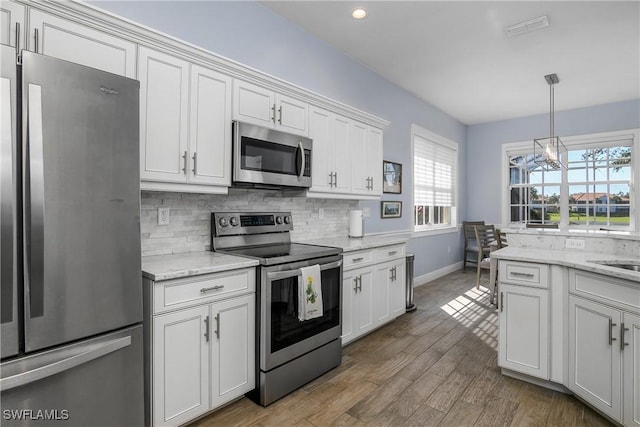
[3,409,70,421]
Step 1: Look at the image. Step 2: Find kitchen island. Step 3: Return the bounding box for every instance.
[491,229,639,427]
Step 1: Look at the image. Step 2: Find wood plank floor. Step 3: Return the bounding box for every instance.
[191,269,614,427]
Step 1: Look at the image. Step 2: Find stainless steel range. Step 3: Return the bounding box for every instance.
[211,212,343,406]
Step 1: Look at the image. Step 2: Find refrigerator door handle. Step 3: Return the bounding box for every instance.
[0,335,131,391]
[25,83,45,317]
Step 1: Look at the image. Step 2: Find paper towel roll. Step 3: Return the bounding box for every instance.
[349,210,363,238]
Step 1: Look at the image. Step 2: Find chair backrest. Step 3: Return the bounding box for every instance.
[474,224,496,256]
[496,228,508,248]
[525,223,559,229]
[463,221,485,240]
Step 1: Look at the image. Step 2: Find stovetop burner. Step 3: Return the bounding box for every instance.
[210,212,341,265]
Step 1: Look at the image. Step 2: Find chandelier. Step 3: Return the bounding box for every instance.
[533,73,567,170]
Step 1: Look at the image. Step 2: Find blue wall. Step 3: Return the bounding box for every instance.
[466,99,640,224]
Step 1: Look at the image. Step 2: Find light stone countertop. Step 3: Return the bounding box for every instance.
[300,234,410,253]
[503,228,640,241]
[142,252,259,281]
[491,246,640,283]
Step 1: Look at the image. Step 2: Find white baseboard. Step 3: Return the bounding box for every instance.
[414,261,463,287]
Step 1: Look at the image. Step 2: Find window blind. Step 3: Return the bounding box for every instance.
[414,135,456,207]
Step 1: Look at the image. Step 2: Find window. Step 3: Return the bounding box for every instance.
[504,129,637,230]
[412,125,458,233]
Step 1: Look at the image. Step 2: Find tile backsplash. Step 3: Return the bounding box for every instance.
[140,189,358,256]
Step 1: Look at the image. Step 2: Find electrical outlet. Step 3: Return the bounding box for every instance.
[565,238,585,250]
[318,208,324,219]
[362,207,371,218]
[158,207,170,225]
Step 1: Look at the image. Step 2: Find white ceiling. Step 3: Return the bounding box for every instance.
[262,1,640,125]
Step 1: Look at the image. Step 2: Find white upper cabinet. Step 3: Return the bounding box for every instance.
[1,1,25,49]
[28,9,136,77]
[139,47,231,193]
[233,80,308,136]
[367,127,383,194]
[350,121,370,194]
[138,46,189,184]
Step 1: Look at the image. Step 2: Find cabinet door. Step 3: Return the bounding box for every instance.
[367,127,383,195]
[188,65,231,186]
[349,121,369,194]
[139,46,189,183]
[309,107,333,193]
[275,94,308,136]
[498,283,549,379]
[210,294,255,409]
[373,262,392,326]
[153,306,210,427]
[28,9,135,77]
[355,267,375,337]
[568,295,622,422]
[623,312,640,427]
[341,270,358,345]
[232,80,274,128]
[1,1,25,49]
[390,260,406,317]
[332,115,352,193]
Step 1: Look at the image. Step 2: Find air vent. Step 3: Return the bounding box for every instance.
[504,15,550,38]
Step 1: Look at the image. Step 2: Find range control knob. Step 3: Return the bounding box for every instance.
[284,215,292,224]
[230,216,239,226]
[275,216,283,224]
[218,217,229,227]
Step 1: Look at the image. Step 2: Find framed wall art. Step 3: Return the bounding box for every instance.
[383,161,402,194]
[381,201,402,218]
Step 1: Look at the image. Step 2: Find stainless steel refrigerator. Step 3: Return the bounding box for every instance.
[1,45,143,426]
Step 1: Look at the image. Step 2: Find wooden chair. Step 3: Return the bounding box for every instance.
[495,228,508,249]
[525,223,558,229]
[463,220,484,269]
[490,229,509,305]
[474,224,496,293]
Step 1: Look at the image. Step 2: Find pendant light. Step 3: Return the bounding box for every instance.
[533,73,567,170]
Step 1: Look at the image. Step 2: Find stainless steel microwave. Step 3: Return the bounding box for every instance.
[232,121,312,188]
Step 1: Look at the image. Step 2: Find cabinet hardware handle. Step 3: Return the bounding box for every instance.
[500,292,504,312]
[329,172,334,187]
[353,257,364,262]
[389,251,398,256]
[34,28,39,54]
[192,152,197,175]
[200,285,224,293]
[204,315,210,342]
[353,277,358,293]
[334,172,338,187]
[271,104,276,123]
[357,276,362,292]
[609,318,617,346]
[278,106,282,124]
[510,272,534,278]
[214,314,220,339]
[182,150,188,174]
[621,323,629,351]
[15,22,20,51]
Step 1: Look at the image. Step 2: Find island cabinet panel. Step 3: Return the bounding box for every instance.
[498,283,549,380]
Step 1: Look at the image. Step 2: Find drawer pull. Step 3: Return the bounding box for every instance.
[388,251,398,256]
[609,318,617,346]
[201,285,224,293]
[214,313,220,339]
[500,292,504,312]
[510,272,534,278]
[621,323,629,351]
[352,257,364,262]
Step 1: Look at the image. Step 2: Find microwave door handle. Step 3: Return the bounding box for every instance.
[266,260,342,281]
[296,142,305,181]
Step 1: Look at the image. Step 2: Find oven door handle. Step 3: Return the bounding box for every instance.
[266,260,342,281]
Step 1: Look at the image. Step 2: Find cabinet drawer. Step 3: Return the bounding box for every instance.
[499,261,549,288]
[374,244,405,263]
[154,268,255,314]
[570,269,640,313]
[343,250,373,270]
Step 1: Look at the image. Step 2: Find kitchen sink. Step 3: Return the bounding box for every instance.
[589,260,640,272]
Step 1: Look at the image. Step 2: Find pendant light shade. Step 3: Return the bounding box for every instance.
[534,73,567,170]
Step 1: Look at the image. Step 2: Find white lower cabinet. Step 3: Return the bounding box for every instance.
[147,268,256,427]
[623,312,640,427]
[341,244,406,346]
[498,283,549,379]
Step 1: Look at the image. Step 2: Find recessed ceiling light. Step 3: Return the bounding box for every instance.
[352,7,367,20]
[504,15,550,38]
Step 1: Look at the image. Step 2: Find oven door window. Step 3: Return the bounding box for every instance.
[270,267,340,353]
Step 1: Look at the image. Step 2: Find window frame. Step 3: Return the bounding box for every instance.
[411,124,459,237]
[501,128,639,231]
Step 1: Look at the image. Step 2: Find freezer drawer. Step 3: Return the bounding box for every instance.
[0,325,143,427]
